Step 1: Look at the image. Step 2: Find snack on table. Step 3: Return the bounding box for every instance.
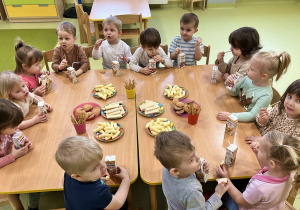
[83,104,93,111]
[93,121,124,142]
[224,144,238,167]
[164,84,188,99]
[73,103,101,121]
[145,118,175,137]
[195,158,209,183]
[139,100,164,117]
[101,101,127,119]
[105,155,117,175]
[93,84,116,100]
[216,178,228,184]
[124,79,136,90]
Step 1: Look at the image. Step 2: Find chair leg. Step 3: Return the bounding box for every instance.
[196,1,200,7]
[202,0,206,11]
[87,34,92,47]
[138,38,140,45]
[190,1,193,12]
[183,0,186,9]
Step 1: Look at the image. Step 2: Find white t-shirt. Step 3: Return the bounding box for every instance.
[92,40,131,69]
[13,92,35,116]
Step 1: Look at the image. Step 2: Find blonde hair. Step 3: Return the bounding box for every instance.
[102,16,122,32]
[0,71,23,102]
[266,131,300,193]
[55,136,103,175]
[14,39,43,74]
[56,21,76,37]
[255,51,291,82]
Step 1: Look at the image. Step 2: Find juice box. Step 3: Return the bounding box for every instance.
[226,73,242,91]
[67,67,77,84]
[105,155,117,175]
[40,74,52,91]
[112,61,120,77]
[12,131,28,149]
[225,114,238,135]
[149,59,156,75]
[195,158,209,183]
[211,66,218,83]
[38,101,47,115]
[177,53,185,68]
[224,144,238,167]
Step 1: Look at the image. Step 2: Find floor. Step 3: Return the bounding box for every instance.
[0,1,300,209]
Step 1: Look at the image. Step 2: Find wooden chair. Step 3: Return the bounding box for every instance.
[42,49,54,72]
[271,87,281,106]
[284,201,296,210]
[130,45,168,55]
[203,45,210,65]
[114,14,143,45]
[82,46,94,58]
[183,0,206,12]
[74,3,95,46]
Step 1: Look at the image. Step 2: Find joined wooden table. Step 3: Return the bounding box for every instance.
[0,69,138,194]
[89,0,151,40]
[134,65,261,210]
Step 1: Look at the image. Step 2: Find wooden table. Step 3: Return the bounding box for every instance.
[134,65,261,210]
[89,0,151,40]
[0,69,138,194]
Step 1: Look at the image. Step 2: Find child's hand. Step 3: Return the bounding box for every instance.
[11,144,29,159]
[222,73,229,81]
[226,74,235,84]
[45,103,53,112]
[215,179,229,198]
[195,37,202,46]
[153,55,163,63]
[174,47,182,55]
[94,39,103,50]
[245,135,261,144]
[119,54,129,63]
[217,111,231,121]
[59,59,68,70]
[112,166,130,181]
[250,142,260,154]
[217,52,225,63]
[258,108,269,125]
[139,67,153,75]
[34,85,46,96]
[42,71,50,75]
[216,165,229,178]
[203,160,210,174]
[33,112,48,124]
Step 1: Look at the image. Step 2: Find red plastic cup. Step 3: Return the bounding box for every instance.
[73,122,86,134]
[188,113,200,125]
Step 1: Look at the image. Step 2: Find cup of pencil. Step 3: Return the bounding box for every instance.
[186,102,202,125]
[124,79,137,99]
[71,113,87,134]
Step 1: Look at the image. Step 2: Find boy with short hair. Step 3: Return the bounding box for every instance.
[52,21,90,76]
[92,16,132,70]
[129,27,172,75]
[154,131,228,210]
[169,13,204,67]
[55,136,130,210]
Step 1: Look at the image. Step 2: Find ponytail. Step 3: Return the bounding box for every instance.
[275,52,291,81]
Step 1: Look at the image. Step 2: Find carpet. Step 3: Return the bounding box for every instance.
[0,29,58,72]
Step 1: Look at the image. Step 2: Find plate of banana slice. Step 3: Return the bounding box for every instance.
[164,84,188,100]
[145,118,175,137]
[93,122,124,142]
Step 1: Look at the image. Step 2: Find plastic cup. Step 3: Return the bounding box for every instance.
[187,113,200,125]
[73,122,86,134]
[125,88,136,99]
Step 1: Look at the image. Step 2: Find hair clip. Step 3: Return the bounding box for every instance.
[278,54,282,62]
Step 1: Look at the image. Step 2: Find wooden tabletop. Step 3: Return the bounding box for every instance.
[135,65,261,185]
[0,70,138,194]
[89,0,151,21]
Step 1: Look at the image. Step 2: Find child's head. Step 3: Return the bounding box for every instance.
[154,131,200,178]
[229,27,262,58]
[56,22,77,52]
[260,131,300,191]
[140,28,161,58]
[55,136,106,182]
[179,13,199,42]
[14,39,43,75]
[0,99,24,135]
[0,71,28,102]
[247,51,291,83]
[102,16,122,44]
[278,79,300,118]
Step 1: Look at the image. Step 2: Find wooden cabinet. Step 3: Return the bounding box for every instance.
[2,0,64,22]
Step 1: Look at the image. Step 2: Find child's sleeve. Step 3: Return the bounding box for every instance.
[227,77,245,97]
[92,45,103,60]
[215,57,234,75]
[242,181,264,206]
[255,104,277,129]
[52,47,62,72]
[0,154,15,168]
[78,47,90,72]
[186,191,222,210]
[129,48,142,72]
[159,48,172,67]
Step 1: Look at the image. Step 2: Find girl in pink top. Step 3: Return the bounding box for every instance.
[217,131,300,210]
[14,39,49,96]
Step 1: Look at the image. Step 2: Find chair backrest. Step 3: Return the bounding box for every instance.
[114,14,142,27]
[82,46,94,58]
[271,87,281,106]
[42,49,54,72]
[203,45,210,65]
[130,45,168,55]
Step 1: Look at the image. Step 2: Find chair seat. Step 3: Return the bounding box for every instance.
[121,29,140,38]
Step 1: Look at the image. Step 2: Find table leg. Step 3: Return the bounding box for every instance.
[94,21,99,40]
[149,185,157,210]
[144,19,148,30]
[127,186,133,209]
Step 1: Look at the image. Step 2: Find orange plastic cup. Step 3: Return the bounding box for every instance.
[187,113,200,125]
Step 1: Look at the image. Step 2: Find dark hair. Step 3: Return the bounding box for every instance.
[154,131,195,170]
[180,13,199,29]
[14,39,43,74]
[229,27,262,57]
[0,99,24,133]
[140,28,161,48]
[278,79,300,114]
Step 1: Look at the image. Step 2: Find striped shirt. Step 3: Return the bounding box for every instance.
[169,36,204,67]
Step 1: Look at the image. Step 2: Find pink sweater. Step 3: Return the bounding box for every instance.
[0,134,15,168]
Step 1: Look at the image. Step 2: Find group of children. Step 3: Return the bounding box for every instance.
[0,10,299,210]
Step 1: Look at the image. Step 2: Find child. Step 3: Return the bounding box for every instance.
[0,71,52,130]
[154,131,229,209]
[245,79,300,143]
[14,39,49,96]
[0,99,41,210]
[52,21,90,76]
[92,16,132,70]
[215,27,262,83]
[129,28,172,74]
[55,136,130,210]
[217,51,291,122]
[217,131,300,209]
[169,13,204,67]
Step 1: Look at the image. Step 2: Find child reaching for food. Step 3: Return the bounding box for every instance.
[217,131,300,210]
[245,79,300,143]
[217,51,291,122]
[215,27,262,84]
[0,71,53,129]
[14,39,49,96]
